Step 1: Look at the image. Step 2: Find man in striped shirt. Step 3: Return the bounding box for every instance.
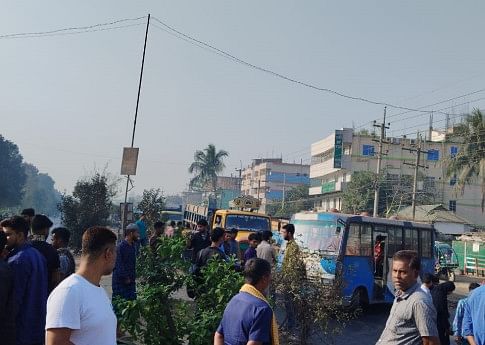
[377,250,439,345]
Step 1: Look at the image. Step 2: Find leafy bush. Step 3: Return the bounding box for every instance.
[115,236,189,345]
[185,257,244,345]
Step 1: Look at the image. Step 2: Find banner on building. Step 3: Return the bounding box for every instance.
[333,130,343,168]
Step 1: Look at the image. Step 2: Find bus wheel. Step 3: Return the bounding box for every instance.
[350,287,369,311]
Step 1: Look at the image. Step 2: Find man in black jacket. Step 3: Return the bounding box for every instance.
[195,227,227,269]
[188,219,211,263]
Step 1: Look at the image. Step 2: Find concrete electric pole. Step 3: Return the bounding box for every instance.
[372,107,390,217]
[402,133,429,220]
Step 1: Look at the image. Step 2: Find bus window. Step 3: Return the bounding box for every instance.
[404,228,419,252]
[345,223,372,256]
[420,230,432,257]
[386,226,403,257]
[360,224,372,256]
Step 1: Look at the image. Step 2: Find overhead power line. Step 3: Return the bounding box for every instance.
[355,89,485,130]
[150,16,455,116]
[0,16,146,40]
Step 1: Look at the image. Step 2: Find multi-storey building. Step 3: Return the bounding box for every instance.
[309,128,484,227]
[241,158,310,213]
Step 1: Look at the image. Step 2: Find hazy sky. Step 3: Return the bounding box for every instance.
[1,1,484,196]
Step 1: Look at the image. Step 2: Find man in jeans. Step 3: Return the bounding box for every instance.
[377,250,439,345]
[1,216,47,345]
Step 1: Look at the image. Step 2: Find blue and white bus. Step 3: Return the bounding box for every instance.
[279,211,435,307]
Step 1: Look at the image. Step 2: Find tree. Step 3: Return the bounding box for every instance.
[447,109,485,211]
[266,185,313,218]
[0,135,26,208]
[188,144,228,193]
[21,163,61,216]
[137,188,165,227]
[58,173,114,249]
[341,171,376,214]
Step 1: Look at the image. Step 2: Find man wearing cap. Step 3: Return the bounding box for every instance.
[112,223,139,309]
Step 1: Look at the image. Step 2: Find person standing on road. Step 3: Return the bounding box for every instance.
[51,227,76,281]
[195,227,227,270]
[31,214,61,293]
[214,258,278,345]
[431,281,456,345]
[135,213,148,247]
[257,230,276,267]
[112,223,139,305]
[462,284,485,345]
[453,282,480,345]
[244,232,260,265]
[0,231,15,345]
[222,228,241,260]
[1,216,48,345]
[46,226,118,345]
[149,221,165,250]
[187,219,211,264]
[420,273,439,301]
[280,223,306,332]
[20,208,35,236]
[377,250,439,345]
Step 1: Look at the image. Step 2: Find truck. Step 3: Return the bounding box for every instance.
[183,196,272,250]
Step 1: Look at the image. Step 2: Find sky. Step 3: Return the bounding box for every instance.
[1,1,484,196]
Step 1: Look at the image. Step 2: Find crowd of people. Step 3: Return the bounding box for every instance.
[1,209,484,345]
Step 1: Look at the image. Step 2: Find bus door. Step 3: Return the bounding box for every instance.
[372,225,388,300]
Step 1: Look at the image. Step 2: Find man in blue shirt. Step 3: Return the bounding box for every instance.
[215,258,276,345]
[135,214,148,247]
[462,284,485,345]
[113,223,139,305]
[1,215,48,345]
[453,282,480,345]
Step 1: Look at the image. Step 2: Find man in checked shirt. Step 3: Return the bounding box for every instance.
[377,250,440,345]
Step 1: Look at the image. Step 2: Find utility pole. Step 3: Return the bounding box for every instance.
[235,160,243,195]
[372,107,390,217]
[402,133,429,220]
[281,172,286,210]
[121,14,151,238]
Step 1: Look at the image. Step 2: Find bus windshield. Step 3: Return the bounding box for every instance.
[294,219,342,255]
[225,214,271,231]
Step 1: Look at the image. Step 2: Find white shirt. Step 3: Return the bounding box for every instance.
[420,283,432,301]
[46,273,117,345]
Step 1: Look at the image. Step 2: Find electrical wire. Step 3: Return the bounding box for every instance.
[355,89,485,130]
[151,16,455,116]
[0,16,146,39]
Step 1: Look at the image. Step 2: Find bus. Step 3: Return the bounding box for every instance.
[279,211,435,307]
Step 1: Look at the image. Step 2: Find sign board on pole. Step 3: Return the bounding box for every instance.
[121,147,139,175]
[333,130,343,168]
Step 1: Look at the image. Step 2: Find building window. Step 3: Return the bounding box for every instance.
[362,145,375,156]
[450,175,457,186]
[427,149,439,161]
[450,146,458,158]
[449,200,457,212]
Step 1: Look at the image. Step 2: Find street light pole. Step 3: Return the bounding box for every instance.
[120,14,151,239]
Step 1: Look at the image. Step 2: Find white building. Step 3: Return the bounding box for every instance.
[309,128,485,228]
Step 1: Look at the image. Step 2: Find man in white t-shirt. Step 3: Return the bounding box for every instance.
[45,226,118,345]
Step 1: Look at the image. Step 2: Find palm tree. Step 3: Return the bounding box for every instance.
[188,144,229,193]
[447,109,485,211]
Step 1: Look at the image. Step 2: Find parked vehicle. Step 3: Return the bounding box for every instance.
[434,241,459,281]
[277,211,436,308]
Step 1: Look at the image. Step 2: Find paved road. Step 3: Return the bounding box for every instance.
[76,255,483,344]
